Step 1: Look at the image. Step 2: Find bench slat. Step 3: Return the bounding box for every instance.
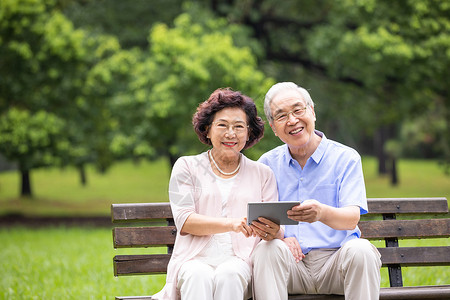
[377,285,450,299]
[114,285,450,300]
[113,246,450,276]
[359,219,450,239]
[113,227,176,248]
[378,246,450,266]
[112,219,449,249]
[367,197,448,214]
[287,285,450,299]
[115,297,153,300]
[111,198,449,222]
[112,203,173,222]
[114,254,171,276]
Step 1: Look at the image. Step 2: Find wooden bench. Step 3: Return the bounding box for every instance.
[112,197,450,299]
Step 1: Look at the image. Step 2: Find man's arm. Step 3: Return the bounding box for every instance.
[288,200,360,230]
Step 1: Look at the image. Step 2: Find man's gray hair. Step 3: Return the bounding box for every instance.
[264,82,315,123]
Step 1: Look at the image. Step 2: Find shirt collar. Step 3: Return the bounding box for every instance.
[282,130,328,166]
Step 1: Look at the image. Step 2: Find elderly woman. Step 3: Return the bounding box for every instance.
[153,88,280,300]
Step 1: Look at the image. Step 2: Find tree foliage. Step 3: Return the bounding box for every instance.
[1,0,448,199]
[205,0,450,175]
[112,10,274,165]
[0,0,133,194]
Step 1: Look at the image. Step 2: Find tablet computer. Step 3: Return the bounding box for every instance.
[247,201,300,225]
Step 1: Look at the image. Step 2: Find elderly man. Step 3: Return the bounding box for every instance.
[250,82,381,300]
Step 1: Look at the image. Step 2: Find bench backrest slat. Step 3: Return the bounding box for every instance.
[366,197,448,214]
[111,198,449,223]
[113,246,450,276]
[359,219,450,239]
[378,246,450,266]
[112,203,173,222]
[114,254,171,276]
[112,218,450,249]
[113,227,176,248]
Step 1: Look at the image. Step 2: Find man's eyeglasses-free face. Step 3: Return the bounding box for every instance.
[272,106,308,124]
[211,121,249,134]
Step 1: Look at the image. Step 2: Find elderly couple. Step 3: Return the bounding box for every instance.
[153,82,382,300]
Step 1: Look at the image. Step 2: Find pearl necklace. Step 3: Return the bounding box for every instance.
[208,150,241,176]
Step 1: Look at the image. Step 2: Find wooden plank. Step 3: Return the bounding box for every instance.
[377,285,450,299]
[112,219,449,249]
[115,285,450,300]
[116,285,450,300]
[116,297,153,300]
[359,219,450,239]
[114,246,450,276]
[287,285,450,300]
[378,246,450,266]
[111,198,448,222]
[111,203,173,222]
[367,198,448,214]
[114,254,171,276]
[287,295,343,299]
[113,227,176,248]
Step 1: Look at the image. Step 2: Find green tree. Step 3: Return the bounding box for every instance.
[0,0,89,195]
[0,109,69,196]
[204,0,450,181]
[114,11,274,167]
[0,0,132,193]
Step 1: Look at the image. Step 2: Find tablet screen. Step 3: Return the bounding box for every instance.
[247,201,300,225]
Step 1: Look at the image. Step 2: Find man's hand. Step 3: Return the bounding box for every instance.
[287,199,323,223]
[288,201,360,230]
[283,237,305,263]
[250,217,281,241]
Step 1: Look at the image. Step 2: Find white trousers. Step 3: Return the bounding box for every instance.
[252,238,382,300]
[177,256,252,300]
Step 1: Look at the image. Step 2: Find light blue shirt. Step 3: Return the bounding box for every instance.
[259,130,367,254]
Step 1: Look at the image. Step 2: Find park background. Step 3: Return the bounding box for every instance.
[0,0,449,299]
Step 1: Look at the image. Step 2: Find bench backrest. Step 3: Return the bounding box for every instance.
[112,197,450,287]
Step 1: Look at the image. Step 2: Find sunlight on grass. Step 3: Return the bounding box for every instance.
[1,157,449,217]
[362,157,450,201]
[1,227,448,298]
[0,159,171,216]
[0,158,449,297]
[0,227,166,299]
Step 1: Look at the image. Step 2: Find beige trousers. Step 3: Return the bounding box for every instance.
[177,256,252,300]
[252,238,381,300]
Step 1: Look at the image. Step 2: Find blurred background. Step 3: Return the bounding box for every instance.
[1,0,449,298]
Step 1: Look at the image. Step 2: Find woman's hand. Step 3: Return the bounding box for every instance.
[283,237,305,263]
[250,217,281,241]
[229,217,254,237]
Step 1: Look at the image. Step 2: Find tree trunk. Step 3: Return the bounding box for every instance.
[391,158,398,186]
[20,169,32,197]
[78,164,87,186]
[168,153,179,169]
[375,127,388,175]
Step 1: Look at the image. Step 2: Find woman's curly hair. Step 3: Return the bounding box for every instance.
[192,88,265,149]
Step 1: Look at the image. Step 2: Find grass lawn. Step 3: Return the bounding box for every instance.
[0,227,166,299]
[0,156,449,217]
[1,227,448,299]
[0,157,449,298]
[0,159,171,216]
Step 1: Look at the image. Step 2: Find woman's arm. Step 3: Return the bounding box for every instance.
[181,213,254,237]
